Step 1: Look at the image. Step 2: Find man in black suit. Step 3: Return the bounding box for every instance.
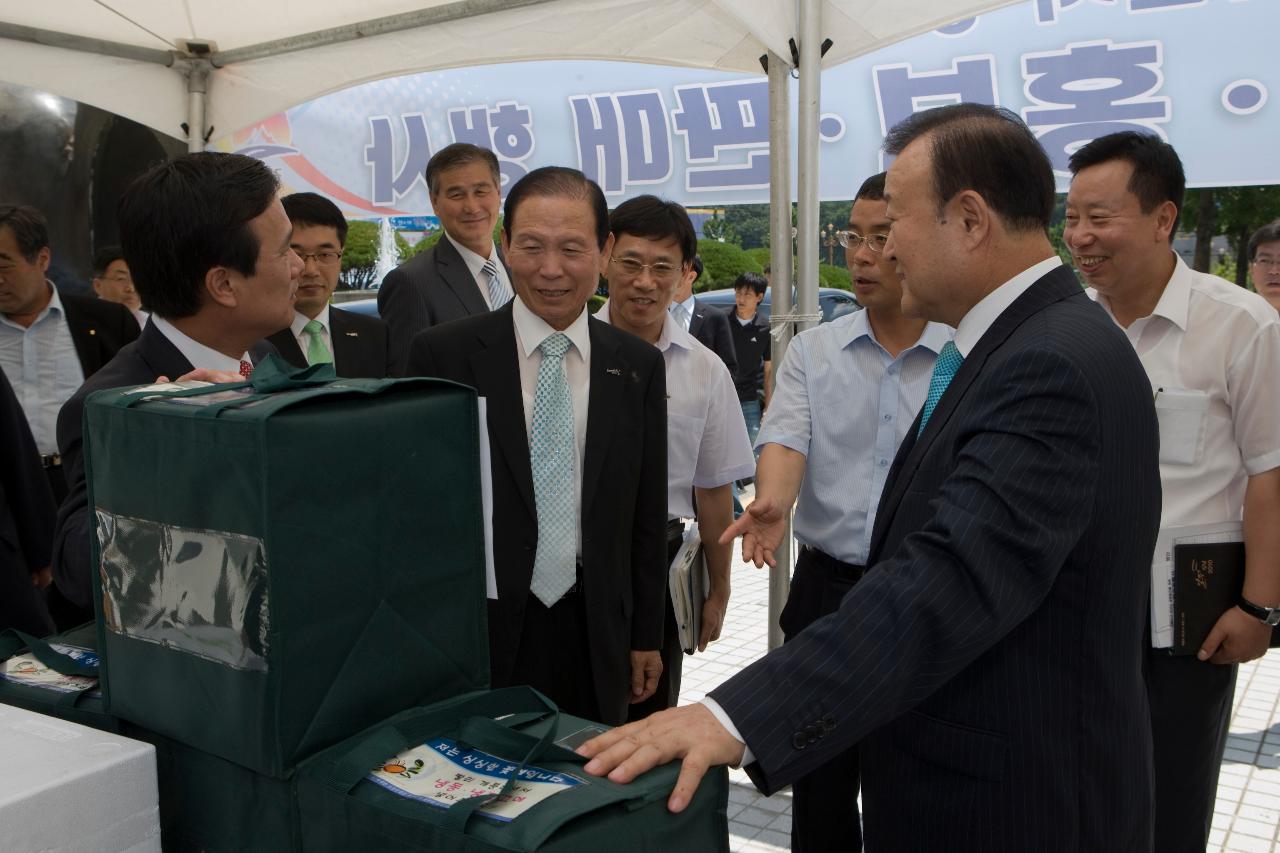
[581,104,1161,851]
[406,166,667,727]
[268,193,391,378]
[0,205,140,504]
[378,143,512,373]
[52,152,300,612]
[668,255,736,375]
[0,367,58,635]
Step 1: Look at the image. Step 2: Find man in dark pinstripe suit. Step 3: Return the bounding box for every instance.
[581,104,1162,852]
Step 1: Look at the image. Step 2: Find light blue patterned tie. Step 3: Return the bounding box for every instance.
[918,341,963,437]
[669,300,691,331]
[482,258,512,309]
[529,332,577,606]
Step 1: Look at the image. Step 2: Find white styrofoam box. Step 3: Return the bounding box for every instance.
[0,704,160,852]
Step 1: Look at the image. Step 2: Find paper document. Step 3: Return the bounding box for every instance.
[1150,521,1243,648]
[0,643,100,694]
[669,521,708,654]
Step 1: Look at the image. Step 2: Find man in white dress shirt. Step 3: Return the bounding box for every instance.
[1065,131,1280,853]
[596,195,754,721]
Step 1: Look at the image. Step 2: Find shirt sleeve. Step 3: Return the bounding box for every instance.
[691,357,757,489]
[754,333,811,456]
[699,697,753,767]
[1227,320,1280,476]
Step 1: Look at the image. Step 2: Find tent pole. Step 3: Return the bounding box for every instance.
[766,49,793,653]
[183,60,211,154]
[796,0,821,339]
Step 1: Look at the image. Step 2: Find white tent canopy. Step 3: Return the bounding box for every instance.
[1,0,1017,142]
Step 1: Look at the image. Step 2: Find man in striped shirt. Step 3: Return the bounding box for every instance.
[723,172,951,852]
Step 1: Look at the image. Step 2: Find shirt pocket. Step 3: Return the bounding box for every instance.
[1154,387,1208,466]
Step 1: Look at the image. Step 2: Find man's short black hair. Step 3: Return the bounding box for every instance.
[1248,220,1280,262]
[1068,131,1186,238]
[281,192,348,246]
[882,103,1054,233]
[92,245,125,277]
[0,205,50,260]
[734,271,767,296]
[425,143,501,196]
[116,152,280,320]
[608,195,697,263]
[691,254,704,281]
[503,167,610,250]
[855,172,887,203]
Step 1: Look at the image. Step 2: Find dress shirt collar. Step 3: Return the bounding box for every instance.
[1090,251,1190,332]
[953,256,1062,357]
[1,280,63,330]
[595,299,695,354]
[445,231,500,281]
[512,295,591,361]
[672,294,696,314]
[150,316,251,374]
[839,308,952,357]
[289,304,331,337]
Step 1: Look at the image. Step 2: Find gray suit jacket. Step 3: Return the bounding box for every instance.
[376,235,506,375]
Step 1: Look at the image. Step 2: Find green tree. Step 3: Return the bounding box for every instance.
[1182,186,1280,287]
[723,204,770,248]
[818,263,850,291]
[339,220,409,290]
[695,239,763,291]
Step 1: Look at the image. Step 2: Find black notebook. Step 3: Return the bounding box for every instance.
[1170,541,1246,656]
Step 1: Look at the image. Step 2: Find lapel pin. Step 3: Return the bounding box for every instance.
[606,367,621,376]
[345,331,359,337]
[88,329,96,335]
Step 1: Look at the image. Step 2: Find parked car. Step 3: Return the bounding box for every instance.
[338,286,860,324]
[694,286,859,325]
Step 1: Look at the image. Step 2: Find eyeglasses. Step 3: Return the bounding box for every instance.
[609,256,683,282]
[296,250,343,265]
[1251,257,1280,271]
[836,231,889,253]
[100,274,133,284]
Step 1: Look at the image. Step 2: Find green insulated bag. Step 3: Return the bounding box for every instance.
[296,686,731,852]
[82,357,490,776]
[0,622,119,732]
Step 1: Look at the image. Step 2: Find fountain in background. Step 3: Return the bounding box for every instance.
[373,217,398,286]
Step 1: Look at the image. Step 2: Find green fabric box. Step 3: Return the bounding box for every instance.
[296,686,731,852]
[0,622,119,732]
[83,358,490,776]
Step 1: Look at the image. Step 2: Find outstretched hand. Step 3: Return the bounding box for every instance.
[719,496,788,568]
[577,703,745,813]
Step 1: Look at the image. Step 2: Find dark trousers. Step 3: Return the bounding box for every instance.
[510,587,601,724]
[627,523,687,722]
[45,463,67,506]
[43,461,91,632]
[780,546,867,853]
[1147,650,1237,853]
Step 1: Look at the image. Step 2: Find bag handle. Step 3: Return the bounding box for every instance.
[0,629,98,676]
[104,353,337,411]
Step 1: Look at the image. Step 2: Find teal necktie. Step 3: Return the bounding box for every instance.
[303,319,332,365]
[918,341,963,437]
[529,333,577,606]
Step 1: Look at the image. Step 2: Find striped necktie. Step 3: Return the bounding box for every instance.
[917,341,963,437]
[482,258,512,309]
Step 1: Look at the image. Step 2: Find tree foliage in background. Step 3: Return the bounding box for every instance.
[340,220,409,290]
[695,239,763,291]
[1182,187,1280,287]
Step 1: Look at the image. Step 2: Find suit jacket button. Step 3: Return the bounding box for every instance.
[822,715,836,731]
[791,732,808,750]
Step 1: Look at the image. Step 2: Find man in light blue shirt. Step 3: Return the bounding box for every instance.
[722,171,951,853]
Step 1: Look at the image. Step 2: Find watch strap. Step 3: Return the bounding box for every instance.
[1238,595,1280,626]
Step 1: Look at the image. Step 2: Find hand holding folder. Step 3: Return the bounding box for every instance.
[668,523,709,655]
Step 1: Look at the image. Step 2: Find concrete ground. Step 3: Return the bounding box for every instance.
[680,507,1280,852]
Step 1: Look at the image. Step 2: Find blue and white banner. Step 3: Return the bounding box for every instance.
[214,0,1276,216]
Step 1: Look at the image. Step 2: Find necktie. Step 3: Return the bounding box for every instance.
[239,360,253,378]
[303,319,333,365]
[529,333,577,607]
[670,300,691,331]
[918,341,963,437]
[482,258,512,309]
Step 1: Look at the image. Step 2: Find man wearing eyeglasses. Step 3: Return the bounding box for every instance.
[91,246,147,328]
[1247,221,1280,314]
[269,193,392,378]
[595,195,755,721]
[721,172,952,852]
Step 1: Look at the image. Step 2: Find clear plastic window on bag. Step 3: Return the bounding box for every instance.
[96,511,270,672]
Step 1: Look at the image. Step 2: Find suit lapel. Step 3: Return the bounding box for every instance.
[469,307,536,518]
[266,328,307,369]
[59,294,103,375]
[134,322,195,379]
[869,266,1083,559]
[581,319,624,516]
[436,236,490,316]
[328,309,363,374]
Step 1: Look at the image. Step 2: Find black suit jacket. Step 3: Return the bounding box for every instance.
[405,303,667,725]
[378,237,509,375]
[0,368,57,635]
[266,307,393,379]
[59,291,141,377]
[711,266,1161,851]
[51,322,276,609]
[688,298,737,375]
